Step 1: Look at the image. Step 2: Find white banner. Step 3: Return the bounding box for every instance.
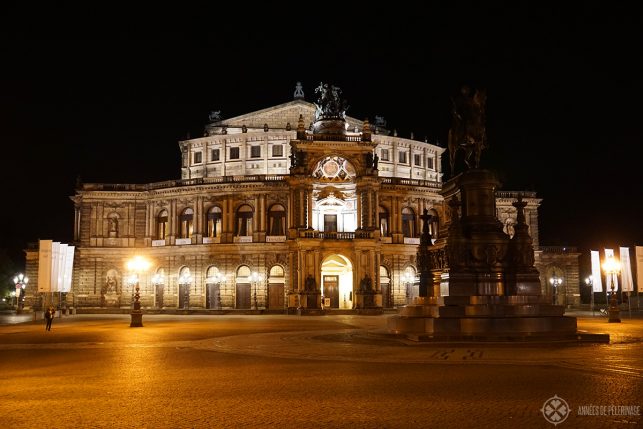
[50,242,61,293]
[619,247,634,292]
[62,246,75,293]
[37,240,53,293]
[590,250,603,292]
[604,249,618,291]
[636,246,643,293]
[57,244,68,293]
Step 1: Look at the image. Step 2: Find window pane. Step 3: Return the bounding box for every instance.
[272,145,283,157]
[194,152,202,164]
[230,147,239,159]
[399,151,407,164]
[212,149,220,161]
[251,146,261,158]
[381,149,389,161]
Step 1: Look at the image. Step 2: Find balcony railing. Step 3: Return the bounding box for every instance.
[496,191,538,199]
[299,231,373,240]
[81,175,289,192]
[380,177,442,189]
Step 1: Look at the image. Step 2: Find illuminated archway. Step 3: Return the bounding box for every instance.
[321,254,353,309]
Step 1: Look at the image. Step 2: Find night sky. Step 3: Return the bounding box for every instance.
[1,4,641,269]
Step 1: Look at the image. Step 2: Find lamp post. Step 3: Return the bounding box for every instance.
[126,256,150,327]
[402,271,414,306]
[13,273,28,314]
[250,272,262,310]
[178,272,192,310]
[213,272,224,310]
[602,256,621,323]
[549,275,563,306]
[585,275,595,316]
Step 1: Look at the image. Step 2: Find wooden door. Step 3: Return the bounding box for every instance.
[323,275,340,308]
[268,284,284,309]
[236,283,251,309]
[206,283,220,309]
[179,284,190,309]
[155,284,164,308]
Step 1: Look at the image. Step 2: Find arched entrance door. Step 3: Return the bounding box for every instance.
[380,266,391,308]
[321,254,353,309]
[235,265,251,309]
[268,265,285,309]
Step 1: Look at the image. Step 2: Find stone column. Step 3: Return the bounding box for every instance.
[241,135,247,176]
[306,187,313,229]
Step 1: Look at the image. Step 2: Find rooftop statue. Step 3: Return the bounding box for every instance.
[208,110,222,122]
[314,82,348,122]
[293,81,305,99]
[448,86,487,174]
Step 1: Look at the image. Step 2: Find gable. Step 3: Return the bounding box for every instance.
[213,99,363,131]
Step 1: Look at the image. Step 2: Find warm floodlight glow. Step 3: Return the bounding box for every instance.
[602,257,621,274]
[127,256,151,273]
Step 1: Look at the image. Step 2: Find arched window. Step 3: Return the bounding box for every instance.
[207,206,223,238]
[157,210,169,240]
[178,266,191,283]
[269,265,285,279]
[379,206,389,237]
[402,207,416,238]
[429,209,439,240]
[236,265,251,280]
[268,204,286,236]
[235,205,253,237]
[206,266,222,281]
[179,208,194,238]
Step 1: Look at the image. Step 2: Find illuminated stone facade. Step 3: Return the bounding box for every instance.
[23,85,579,311]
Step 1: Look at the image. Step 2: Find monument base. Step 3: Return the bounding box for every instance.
[387,295,591,341]
[130,310,143,327]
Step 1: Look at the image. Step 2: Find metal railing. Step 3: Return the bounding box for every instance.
[380,177,442,189]
[82,175,289,192]
[536,246,578,253]
[496,191,538,198]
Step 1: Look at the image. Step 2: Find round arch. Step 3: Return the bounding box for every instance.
[320,254,353,310]
[311,155,358,180]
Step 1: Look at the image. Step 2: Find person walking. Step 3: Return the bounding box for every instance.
[45,306,55,331]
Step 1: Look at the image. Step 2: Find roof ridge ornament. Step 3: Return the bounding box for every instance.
[293,81,305,100]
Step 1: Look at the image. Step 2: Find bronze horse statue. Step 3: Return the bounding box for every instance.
[448,86,487,174]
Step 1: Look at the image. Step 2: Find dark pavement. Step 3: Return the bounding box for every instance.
[0,313,641,428]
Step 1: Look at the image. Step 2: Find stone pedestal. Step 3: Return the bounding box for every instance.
[389,169,591,341]
[102,293,120,308]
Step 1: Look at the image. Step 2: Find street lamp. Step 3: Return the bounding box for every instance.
[585,275,595,316]
[13,273,28,313]
[250,272,263,310]
[178,271,192,310]
[401,271,414,305]
[602,256,621,323]
[211,272,224,310]
[126,256,150,327]
[549,275,563,306]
